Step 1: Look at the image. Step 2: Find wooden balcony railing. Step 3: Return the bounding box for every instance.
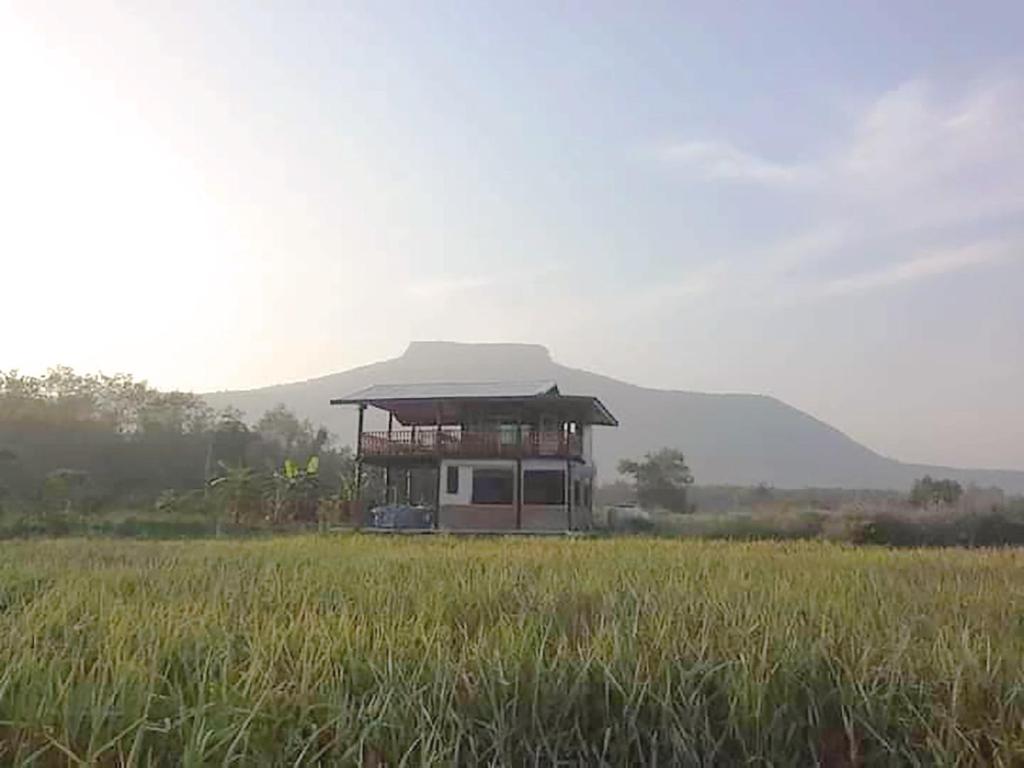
[360,429,582,460]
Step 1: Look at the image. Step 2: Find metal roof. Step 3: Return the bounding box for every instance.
[332,380,559,403]
[330,380,617,427]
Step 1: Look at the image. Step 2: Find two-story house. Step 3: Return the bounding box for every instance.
[330,380,617,531]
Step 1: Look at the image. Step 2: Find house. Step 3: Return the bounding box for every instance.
[330,381,617,531]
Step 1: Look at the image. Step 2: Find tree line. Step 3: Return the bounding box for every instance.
[0,367,355,523]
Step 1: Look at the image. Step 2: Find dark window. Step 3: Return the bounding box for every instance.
[574,480,581,506]
[471,468,514,505]
[523,469,565,505]
[446,466,459,495]
[583,482,591,509]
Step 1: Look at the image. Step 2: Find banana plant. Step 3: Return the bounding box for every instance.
[208,461,262,526]
[269,455,320,523]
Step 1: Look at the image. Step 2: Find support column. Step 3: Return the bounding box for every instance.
[355,404,366,525]
[515,457,523,530]
[384,412,393,504]
[433,401,442,530]
[515,413,523,530]
[434,460,441,530]
[566,459,573,531]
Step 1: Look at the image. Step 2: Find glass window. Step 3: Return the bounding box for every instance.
[574,480,581,506]
[471,468,514,505]
[523,469,564,505]
[499,424,519,445]
[446,466,459,495]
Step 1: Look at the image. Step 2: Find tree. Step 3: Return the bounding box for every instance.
[257,404,312,455]
[42,468,92,515]
[0,366,346,520]
[208,462,263,525]
[910,475,963,507]
[618,448,695,513]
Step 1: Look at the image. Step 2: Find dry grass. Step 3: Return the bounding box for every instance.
[2,535,1024,765]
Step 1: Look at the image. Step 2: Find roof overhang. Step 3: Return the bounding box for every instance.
[330,381,617,427]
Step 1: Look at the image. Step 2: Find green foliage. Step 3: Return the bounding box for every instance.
[268,454,322,523]
[618,448,695,513]
[1,536,1023,764]
[618,504,1024,548]
[0,368,352,521]
[208,462,263,524]
[41,469,93,515]
[910,475,964,507]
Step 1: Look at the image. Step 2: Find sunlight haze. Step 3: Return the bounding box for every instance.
[1,1,1022,471]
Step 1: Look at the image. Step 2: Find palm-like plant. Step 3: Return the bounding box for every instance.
[208,461,261,525]
[269,456,320,523]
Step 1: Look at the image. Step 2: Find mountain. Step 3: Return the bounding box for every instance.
[203,341,1024,493]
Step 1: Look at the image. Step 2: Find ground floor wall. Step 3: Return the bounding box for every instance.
[436,457,594,532]
[437,503,579,531]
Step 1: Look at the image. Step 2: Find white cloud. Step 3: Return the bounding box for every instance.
[652,273,716,300]
[754,224,852,274]
[403,276,493,299]
[658,78,1024,301]
[836,79,1024,227]
[666,78,1024,224]
[822,241,1016,296]
[664,140,814,186]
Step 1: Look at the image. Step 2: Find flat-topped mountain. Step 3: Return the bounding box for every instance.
[204,342,1024,492]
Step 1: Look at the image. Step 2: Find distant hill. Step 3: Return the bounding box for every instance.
[204,341,1024,493]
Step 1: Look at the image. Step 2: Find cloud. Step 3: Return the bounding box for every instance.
[665,78,1024,225]
[835,79,1024,227]
[754,224,852,274]
[656,78,1024,302]
[403,276,493,299]
[652,273,716,300]
[664,140,814,186]
[822,241,1015,296]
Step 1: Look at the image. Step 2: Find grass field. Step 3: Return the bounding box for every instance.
[2,536,1024,765]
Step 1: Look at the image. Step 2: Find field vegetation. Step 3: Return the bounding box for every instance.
[2,535,1024,765]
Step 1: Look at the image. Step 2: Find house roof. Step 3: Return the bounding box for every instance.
[330,380,618,427]
[334,380,559,402]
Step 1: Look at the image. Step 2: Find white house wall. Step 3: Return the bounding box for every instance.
[438,459,517,506]
[437,457,594,531]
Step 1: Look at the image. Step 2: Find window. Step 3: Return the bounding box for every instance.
[574,480,581,506]
[446,466,459,495]
[499,424,519,446]
[523,469,564,505]
[471,468,514,505]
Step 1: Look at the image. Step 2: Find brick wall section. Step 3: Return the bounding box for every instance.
[439,504,579,531]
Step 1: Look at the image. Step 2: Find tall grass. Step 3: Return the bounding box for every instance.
[2,535,1024,765]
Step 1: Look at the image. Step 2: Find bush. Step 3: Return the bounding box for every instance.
[626,503,1024,548]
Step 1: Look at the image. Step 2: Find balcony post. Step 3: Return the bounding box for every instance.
[434,401,442,456]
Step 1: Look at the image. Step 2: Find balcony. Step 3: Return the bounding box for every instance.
[359,429,582,461]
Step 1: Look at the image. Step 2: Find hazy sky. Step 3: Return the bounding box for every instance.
[2,2,1022,470]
